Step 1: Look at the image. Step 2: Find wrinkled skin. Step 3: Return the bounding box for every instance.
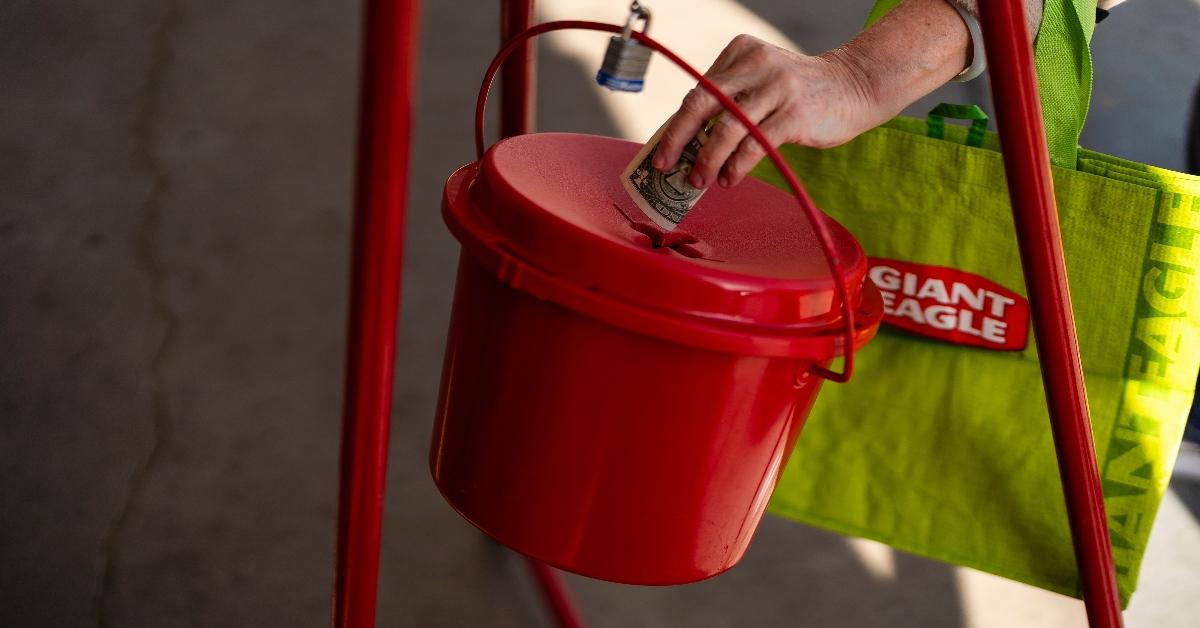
[653,0,1047,190]
[653,35,877,190]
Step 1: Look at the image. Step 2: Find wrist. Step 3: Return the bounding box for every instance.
[833,0,972,119]
[818,45,883,122]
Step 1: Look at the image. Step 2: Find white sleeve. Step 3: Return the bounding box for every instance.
[946,0,1045,83]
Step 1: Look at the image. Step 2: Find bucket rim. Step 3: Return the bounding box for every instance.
[443,162,884,359]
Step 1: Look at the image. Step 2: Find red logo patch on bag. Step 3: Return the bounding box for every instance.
[867,258,1030,351]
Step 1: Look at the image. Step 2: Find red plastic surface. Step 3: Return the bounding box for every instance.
[430,19,885,585]
[444,163,882,359]
[432,136,883,585]
[431,254,832,583]
[498,5,583,625]
[477,132,871,330]
[474,20,864,382]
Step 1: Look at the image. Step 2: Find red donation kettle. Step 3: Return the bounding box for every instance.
[430,131,885,584]
[430,22,883,586]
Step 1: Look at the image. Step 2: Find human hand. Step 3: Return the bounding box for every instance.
[651,0,978,190]
[652,34,881,190]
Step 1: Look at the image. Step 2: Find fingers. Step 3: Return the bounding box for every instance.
[653,83,731,173]
[719,110,793,188]
[652,37,756,172]
[708,34,753,75]
[656,34,794,189]
[690,87,779,188]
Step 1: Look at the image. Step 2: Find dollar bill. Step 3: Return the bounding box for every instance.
[621,125,709,231]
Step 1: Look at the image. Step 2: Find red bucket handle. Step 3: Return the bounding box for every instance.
[474,20,859,383]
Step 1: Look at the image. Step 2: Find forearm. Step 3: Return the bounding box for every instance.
[828,0,1044,126]
[827,0,971,127]
[652,0,1050,187]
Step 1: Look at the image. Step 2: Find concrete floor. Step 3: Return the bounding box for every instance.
[1,1,1197,627]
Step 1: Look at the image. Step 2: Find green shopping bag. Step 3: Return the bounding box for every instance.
[752,2,1200,605]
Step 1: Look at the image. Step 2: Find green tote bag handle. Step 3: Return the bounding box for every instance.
[866,0,1098,167]
[926,103,990,147]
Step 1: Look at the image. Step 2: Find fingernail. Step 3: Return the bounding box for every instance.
[652,154,664,170]
[691,174,705,188]
[718,175,729,188]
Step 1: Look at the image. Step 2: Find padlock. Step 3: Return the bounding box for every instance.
[596,2,652,92]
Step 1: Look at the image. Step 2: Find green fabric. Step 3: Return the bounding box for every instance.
[1034,0,1095,167]
[866,0,1096,167]
[927,103,989,146]
[752,116,1200,605]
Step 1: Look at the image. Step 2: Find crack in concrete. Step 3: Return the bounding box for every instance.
[95,2,182,626]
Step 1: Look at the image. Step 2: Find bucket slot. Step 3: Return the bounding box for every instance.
[611,203,718,260]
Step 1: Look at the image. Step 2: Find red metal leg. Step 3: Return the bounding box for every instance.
[977,2,1123,627]
[332,1,420,627]
[528,561,586,628]
[500,0,536,137]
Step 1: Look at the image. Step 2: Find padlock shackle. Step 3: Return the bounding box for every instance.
[622,2,651,38]
[474,20,859,383]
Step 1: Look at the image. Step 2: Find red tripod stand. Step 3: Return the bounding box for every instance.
[330,2,1124,626]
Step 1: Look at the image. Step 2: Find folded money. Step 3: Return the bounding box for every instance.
[621,125,709,231]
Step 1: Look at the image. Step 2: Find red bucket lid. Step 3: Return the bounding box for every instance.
[444,133,878,356]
